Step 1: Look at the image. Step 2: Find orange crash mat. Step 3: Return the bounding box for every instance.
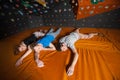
[0,27,120,80]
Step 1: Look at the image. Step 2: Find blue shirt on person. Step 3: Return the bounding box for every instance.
[37,35,55,47]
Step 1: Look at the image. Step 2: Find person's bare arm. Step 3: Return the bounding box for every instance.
[80,33,98,39]
[43,43,56,51]
[34,51,44,67]
[34,46,45,67]
[67,46,79,76]
[15,45,32,67]
[70,48,79,67]
[34,43,56,67]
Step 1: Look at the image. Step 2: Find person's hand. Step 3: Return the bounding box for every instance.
[98,33,104,37]
[15,58,23,67]
[36,60,44,68]
[67,66,75,76]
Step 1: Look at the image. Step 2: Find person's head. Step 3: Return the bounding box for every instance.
[18,43,27,52]
[14,43,27,55]
[60,43,68,51]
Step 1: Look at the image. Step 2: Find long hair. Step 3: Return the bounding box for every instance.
[14,45,20,55]
[54,42,61,51]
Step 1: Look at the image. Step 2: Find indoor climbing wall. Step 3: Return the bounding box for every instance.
[6,0,63,15]
[0,0,63,39]
[0,0,120,39]
[71,0,120,19]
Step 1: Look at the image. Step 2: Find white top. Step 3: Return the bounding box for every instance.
[59,32,80,50]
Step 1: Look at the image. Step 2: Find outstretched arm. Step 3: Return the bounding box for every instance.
[34,45,44,67]
[34,51,44,67]
[34,43,56,68]
[67,46,79,76]
[43,43,56,51]
[15,45,32,67]
[80,32,98,39]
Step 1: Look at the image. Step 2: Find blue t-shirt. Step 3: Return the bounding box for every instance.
[37,35,55,47]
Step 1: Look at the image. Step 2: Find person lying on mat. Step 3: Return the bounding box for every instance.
[15,28,62,67]
[59,28,99,76]
[15,29,47,55]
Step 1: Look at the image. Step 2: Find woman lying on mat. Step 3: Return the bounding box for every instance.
[59,28,99,76]
[15,28,62,67]
[15,29,47,55]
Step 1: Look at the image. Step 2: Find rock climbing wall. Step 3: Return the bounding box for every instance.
[70,0,120,19]
[0,0,120,39]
